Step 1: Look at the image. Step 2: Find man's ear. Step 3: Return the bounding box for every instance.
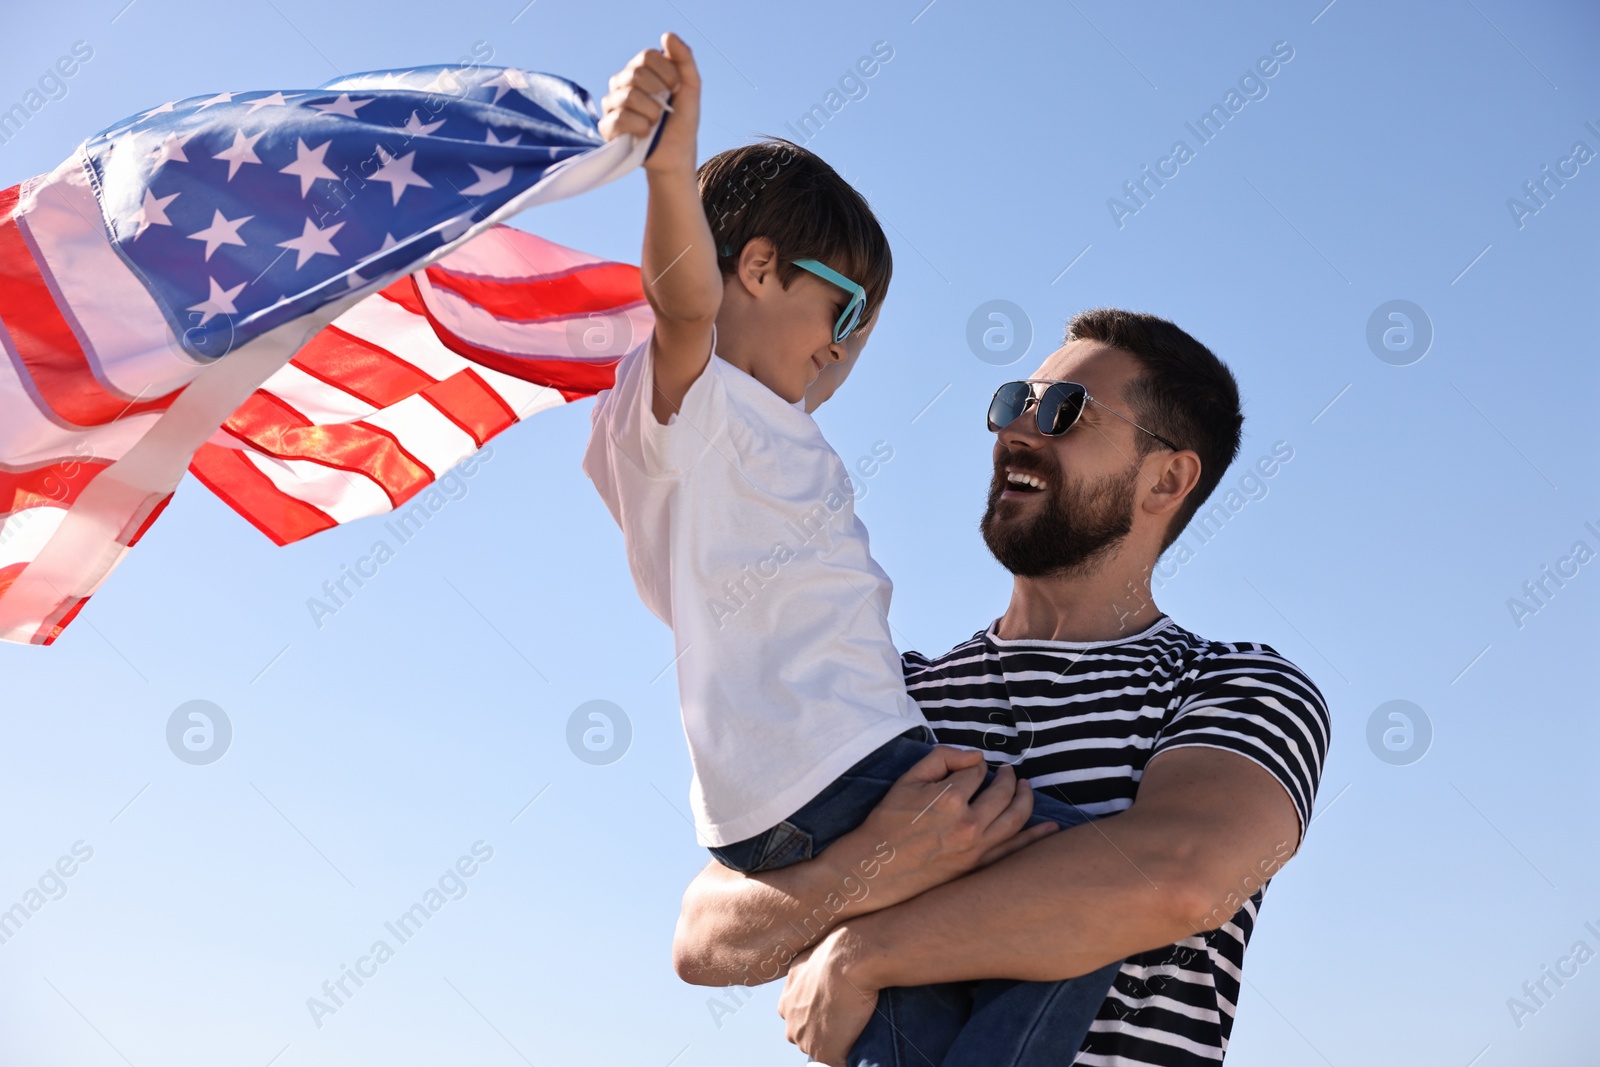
[735,236,778,299]
[1142,450,1203,524]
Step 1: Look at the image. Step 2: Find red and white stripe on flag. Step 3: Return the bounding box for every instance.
[2,155,648,646]
[1,158,210,646]
[189,225,651,547]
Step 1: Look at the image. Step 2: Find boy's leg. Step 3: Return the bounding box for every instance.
[708,745,1119,1066]
[706,725,939,874]
[848,980,974,1067]
[929,785,1120,1066]
[1017,779,1094,832]
[710,736,1095,875]
[705,726,985,1065]
[936,961,1123,1067]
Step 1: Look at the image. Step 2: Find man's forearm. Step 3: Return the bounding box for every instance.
[673,834,905,987]
[673,752,1067,987]
[676,807,1197,990]
[805,747,1306,992]
[839,807,1215,989]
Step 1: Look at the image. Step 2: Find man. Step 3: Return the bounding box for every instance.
[670,308,1332,1066]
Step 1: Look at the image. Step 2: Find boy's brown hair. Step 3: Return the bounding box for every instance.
[698,139,893,327]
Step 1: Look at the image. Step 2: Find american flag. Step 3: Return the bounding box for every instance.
[187,226,650,547]
[0,63,655,645]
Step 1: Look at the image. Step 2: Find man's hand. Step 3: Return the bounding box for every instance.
[599,32,700,175]
[850,745,1061,897]
[778,926,877,1067]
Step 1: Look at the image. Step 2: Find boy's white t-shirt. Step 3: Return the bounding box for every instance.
[582,332,926,847]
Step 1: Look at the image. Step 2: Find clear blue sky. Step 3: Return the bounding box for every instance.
[2,1,1596,1064]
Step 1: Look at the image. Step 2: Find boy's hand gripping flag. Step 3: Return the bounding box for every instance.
[0,64,656,646]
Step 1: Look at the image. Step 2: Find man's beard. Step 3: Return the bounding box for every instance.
[980,450,1140,578]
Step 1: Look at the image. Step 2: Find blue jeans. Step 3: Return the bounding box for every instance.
[709,726,1122,1067]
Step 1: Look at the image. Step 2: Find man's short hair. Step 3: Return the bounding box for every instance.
[1065,308,1244,552]
[698,139,892,327]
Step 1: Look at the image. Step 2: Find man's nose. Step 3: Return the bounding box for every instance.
[997,401,1043,446]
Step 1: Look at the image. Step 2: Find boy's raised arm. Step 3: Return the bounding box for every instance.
[600,33,722,426]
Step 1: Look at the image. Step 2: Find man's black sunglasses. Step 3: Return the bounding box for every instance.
[986,380,1183,452]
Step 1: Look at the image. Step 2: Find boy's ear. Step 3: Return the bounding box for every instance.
[734,236,779,298]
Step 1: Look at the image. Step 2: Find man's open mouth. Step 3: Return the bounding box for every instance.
[1003,470,1048,494]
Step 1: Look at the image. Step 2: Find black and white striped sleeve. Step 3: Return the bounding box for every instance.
[1151,644,1332,840]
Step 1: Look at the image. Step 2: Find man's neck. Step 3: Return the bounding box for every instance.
[994,567,1163,643]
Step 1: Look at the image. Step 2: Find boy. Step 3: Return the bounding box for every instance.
[583,33,1121,1066]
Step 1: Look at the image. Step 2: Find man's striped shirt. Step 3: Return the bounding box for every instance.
[903,614,1331,1066]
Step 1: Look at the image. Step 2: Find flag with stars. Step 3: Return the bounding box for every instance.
[0,63,656,645]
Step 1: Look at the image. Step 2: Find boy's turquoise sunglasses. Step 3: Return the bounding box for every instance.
[790,258,866,343]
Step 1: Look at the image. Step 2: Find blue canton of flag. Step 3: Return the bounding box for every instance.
[84,64,617,361]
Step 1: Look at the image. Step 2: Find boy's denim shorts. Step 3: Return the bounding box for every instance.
[708,724,1092,874]
[706,725,1121,1067]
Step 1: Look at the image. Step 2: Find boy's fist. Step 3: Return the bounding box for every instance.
[599,32,700,173]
